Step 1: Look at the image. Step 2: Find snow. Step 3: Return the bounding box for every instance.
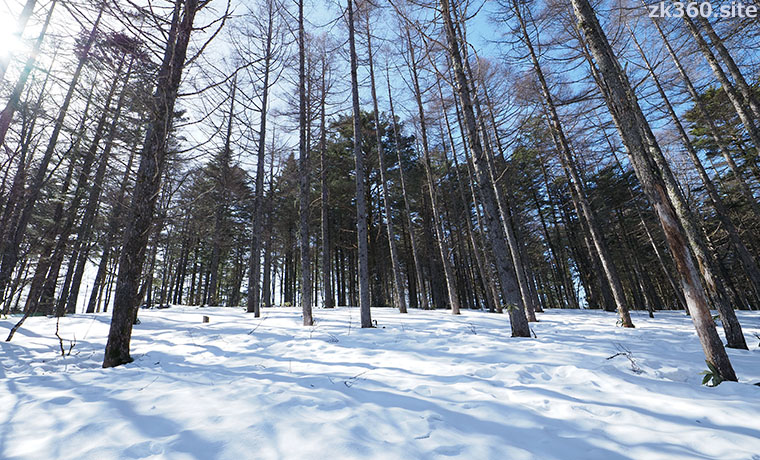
[1,306,759,460]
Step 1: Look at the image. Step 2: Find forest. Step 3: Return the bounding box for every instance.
[1,0,759,457]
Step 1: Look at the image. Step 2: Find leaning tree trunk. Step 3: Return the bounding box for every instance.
[648,15,760,222]
[22,67,101,318]
[103,0,200,368]
[633,34,760,311]
[0,48,57,283]
[0,2,97,302]
[0,0,55,147]
[59,55,134,315]
[513,0,631,326]
[406,30,460,315]
[681,16,760,155]
[694,16,760,121]
[439,0,530,336]
[578,22,747,349]
[450,88,513,312]
[452,12,536,321]
[436,83,498,314]
[606,147,688,311]
[571,0,737,380]
[86,138,138,314]
[0,0,37,81]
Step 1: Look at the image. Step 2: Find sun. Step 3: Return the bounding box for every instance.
[0,11,24,61]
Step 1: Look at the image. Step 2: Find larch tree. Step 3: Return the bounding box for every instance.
[347,0,372,327]
[569,0,737,380]
[103,0,203,368]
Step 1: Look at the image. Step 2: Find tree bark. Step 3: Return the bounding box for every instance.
[406,29,460,315]
[103,0,200,368]
[439,0,530,336]
[298,0,312,326]
[571,0,737,379]
[367,24,406,314]
[632,34,760,314]
[512,0,632,326]
[347,0,371,327]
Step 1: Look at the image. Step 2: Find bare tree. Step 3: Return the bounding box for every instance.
[569,0,737,380]
[103,0,203,368]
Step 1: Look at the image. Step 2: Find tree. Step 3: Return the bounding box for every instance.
[569,0,737,380]
[347,0,371,327]
[366,14,406,314]
[103,0,202,368]
[438,0,530,336]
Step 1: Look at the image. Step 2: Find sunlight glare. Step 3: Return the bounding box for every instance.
[0,13,24,60]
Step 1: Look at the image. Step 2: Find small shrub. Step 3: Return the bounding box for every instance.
[700,361,724,387]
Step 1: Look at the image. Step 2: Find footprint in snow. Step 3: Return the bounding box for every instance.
[123,441,164,458]
[432,444,464,457]
[473,367,496,379]
[45,396,74,406]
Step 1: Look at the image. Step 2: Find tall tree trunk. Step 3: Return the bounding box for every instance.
[694,16,760,121]
[367,24,405,314]
[387,70,428,311]
[86,141,138,314]
[405,30,460,314]
[103,0,200,368]
[632,34,760,310]
[347,0,371,327]
[247,8,276,317]
[604,130,689,312]
[450,88,510,312]
[319,58,333,309]
[648,15,760,221]
[437,86,498,314]
[578,21,747,349]
[512,0,632,326]
[0,48,57,276]
[0,2,98,302]
[570,0,737,379]
[457,32,536,321]
[298,0,312,326]
[21,68,100,318]
[61,55,134,315]
[438,0,530,336]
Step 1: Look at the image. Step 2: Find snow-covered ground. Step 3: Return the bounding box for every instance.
[1,306,759,460]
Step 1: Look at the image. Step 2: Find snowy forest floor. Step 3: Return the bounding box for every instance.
[1,306,760,460]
